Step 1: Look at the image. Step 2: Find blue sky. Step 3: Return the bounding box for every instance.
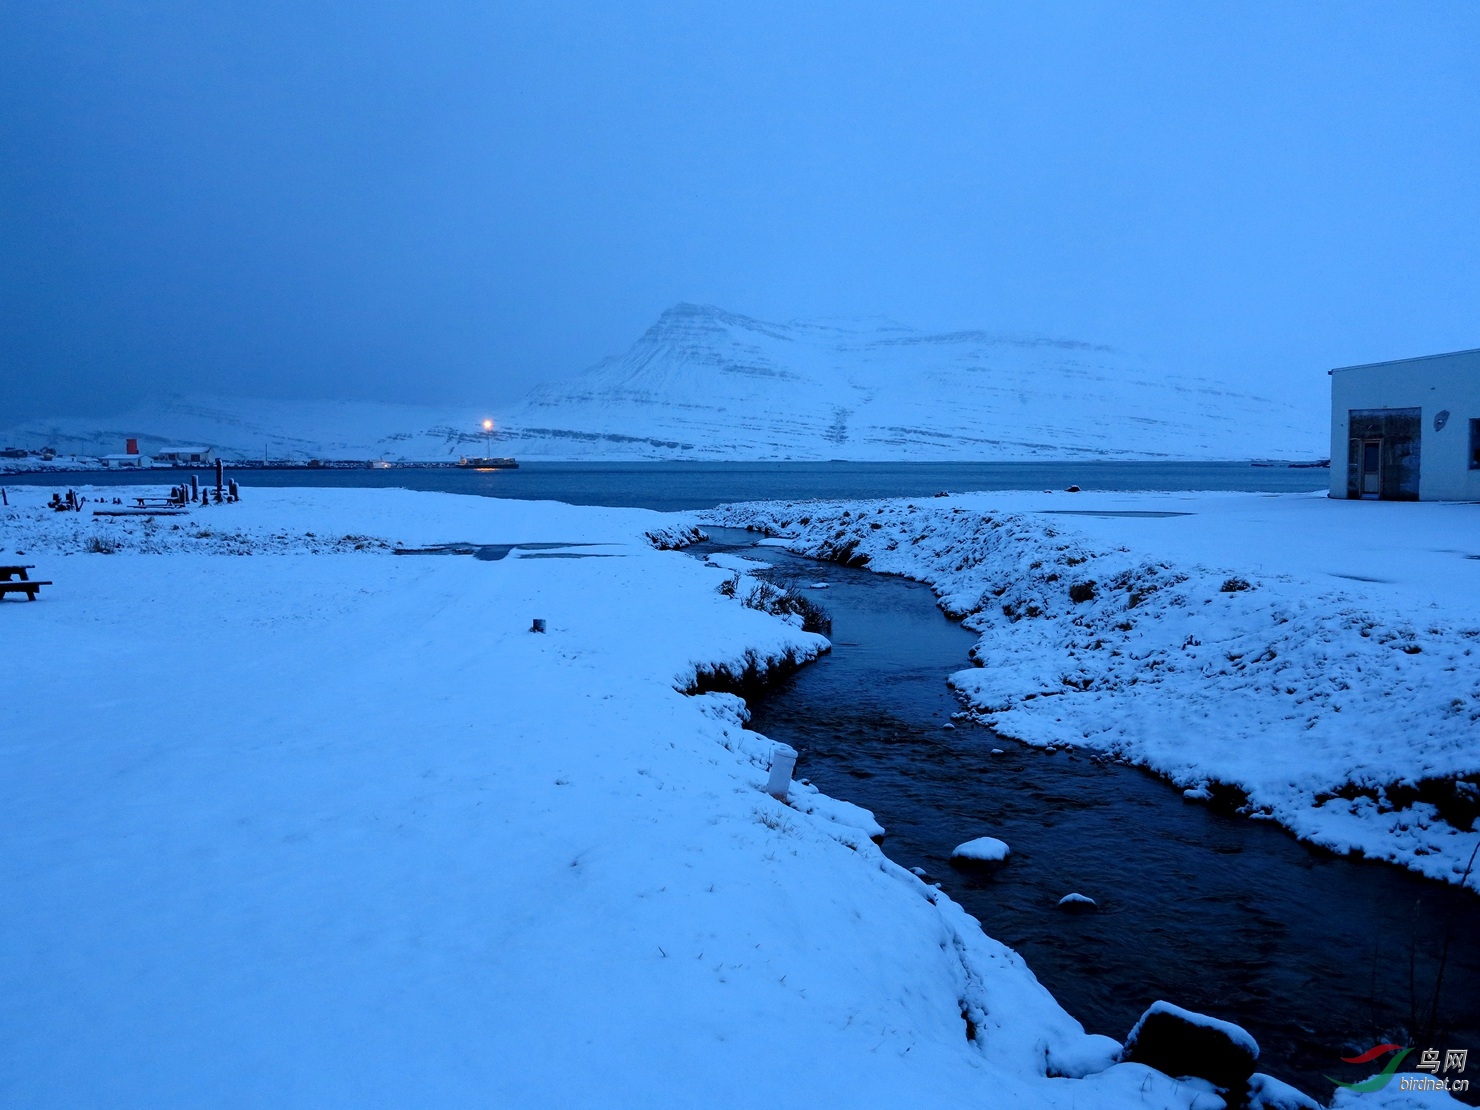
[3,1,1477,419]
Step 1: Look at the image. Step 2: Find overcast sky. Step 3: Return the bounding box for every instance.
[3,1,1477,421]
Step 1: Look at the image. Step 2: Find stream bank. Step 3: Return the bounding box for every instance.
[694,528,1480,1102]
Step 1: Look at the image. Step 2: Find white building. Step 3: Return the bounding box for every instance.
[99,453,152,469]
[153,446,215,465]
[1329,348,1480,501]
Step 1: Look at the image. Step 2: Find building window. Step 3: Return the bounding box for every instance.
[1471,419,1480,470]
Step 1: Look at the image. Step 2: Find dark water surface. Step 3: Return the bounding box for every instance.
[695,530,1480,1102]
[3,459,1328,510]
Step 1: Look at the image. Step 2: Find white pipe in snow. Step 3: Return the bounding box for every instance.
[766,743,797,799]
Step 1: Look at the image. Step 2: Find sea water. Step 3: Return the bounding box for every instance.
[4,459,1329,509]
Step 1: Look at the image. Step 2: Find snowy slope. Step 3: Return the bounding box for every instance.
[2,486,1241,1109]
[499,303,1324,460]
[0,396,492,464]
[1,304,1325,462]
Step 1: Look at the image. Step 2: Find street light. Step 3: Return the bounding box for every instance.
[482,418,494,456]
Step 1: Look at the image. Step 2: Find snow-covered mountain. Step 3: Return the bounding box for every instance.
[500,303,1321,459]
[1,397,494,464]
[2,304,1324,461]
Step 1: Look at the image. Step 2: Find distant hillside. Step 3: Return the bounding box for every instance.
[1,398,490,464]
[1,304,1324,461]
[496,303,1322,460]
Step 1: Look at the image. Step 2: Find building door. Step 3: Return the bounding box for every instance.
[1346,408,1422,500]
[1360,439,1382,497]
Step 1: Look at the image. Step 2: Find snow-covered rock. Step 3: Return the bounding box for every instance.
[1246,1071,1320,1109]
[951,836,1011,863]
[1123,1000,1260,1088]
[1057,893,1097,911]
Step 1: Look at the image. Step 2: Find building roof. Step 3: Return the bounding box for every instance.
[1331,347,1480,374]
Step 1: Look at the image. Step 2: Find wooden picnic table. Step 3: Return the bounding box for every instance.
[94,509,188,517]
[0,565,49,600]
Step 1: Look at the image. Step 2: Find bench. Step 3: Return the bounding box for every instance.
[0,580,50,600]
[93,509,189,517]
[1,565,50,600]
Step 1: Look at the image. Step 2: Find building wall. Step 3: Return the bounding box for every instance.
[156,448,215,464]
[1329,349,1480,501]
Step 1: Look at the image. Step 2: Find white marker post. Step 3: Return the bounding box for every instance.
[766,742,797,800]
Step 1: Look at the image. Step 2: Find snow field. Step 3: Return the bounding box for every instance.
[709,490,1480,891]
[1,487,1243,1108]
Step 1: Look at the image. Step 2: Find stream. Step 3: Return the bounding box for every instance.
[695,528,1480,1102]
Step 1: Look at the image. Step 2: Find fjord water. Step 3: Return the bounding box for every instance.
[5,459,1328,508]
[695,531,1480,1101]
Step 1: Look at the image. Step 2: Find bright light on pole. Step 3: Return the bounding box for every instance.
[482,418,493,455]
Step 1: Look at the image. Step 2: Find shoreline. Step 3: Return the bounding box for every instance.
[707,490,1480,894]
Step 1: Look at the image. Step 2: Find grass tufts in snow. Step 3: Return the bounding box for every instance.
[719,574,831,634]
[684,646,813,699]
[644,524,708,550]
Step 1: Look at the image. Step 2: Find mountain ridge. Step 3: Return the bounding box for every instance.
[1,303,1323,461]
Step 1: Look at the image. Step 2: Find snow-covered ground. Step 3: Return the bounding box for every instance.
[0,485,1328,1108]
[0,455,96,474]
[709,490,1480,892]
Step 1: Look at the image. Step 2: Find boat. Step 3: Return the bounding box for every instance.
[457,456,520,470]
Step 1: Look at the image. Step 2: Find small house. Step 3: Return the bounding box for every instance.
[1329,348,1480,501]
[100,453,151,469]
[154,446,215,465]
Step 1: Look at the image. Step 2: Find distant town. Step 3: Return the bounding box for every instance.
[0,439,515,474]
